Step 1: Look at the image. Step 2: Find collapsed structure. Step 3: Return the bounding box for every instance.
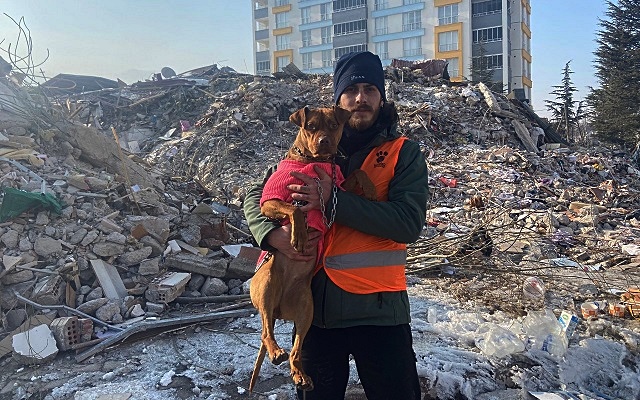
[0,60,639,398]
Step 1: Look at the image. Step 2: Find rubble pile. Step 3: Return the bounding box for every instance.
[0,63,639,398]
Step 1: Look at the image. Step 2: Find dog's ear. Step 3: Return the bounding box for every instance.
[333,106,352,125]
[290,106,309,127]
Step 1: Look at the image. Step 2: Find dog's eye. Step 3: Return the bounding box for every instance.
[306,124,316,130]
[329,123,338,129]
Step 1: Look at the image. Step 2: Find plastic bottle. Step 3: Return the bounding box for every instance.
[475,323,525,358]
[523,277,546,299]
[522,309,568,358]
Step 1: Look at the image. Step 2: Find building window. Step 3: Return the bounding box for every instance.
[522,35,530,53]
[522,7,530,26]
[320,2,332,20]
[445,57,459,77]
[472,54,503,70]
[275,0,289,5]
[303,53,313,70]
[403,37,421,57]
[473,27,502,43]
[277,56,290,72]
[335,44,367,60]
[275,12,289,29]
[402,11,422,31]
[334,19,367,36]
[322,50,333,68]
[256,60,270,74]
[522,59,530,78]
[276,34,291,51]
[403,0,422,4]
[375,16,388,35]
[321,26,332,43]
[438,30,458,52]
[302,30,311,47]
[438,4,458,25]
[301,7,311,24]
[333,0,366,12]
[472,0,502,17]
[376,41,389,60]
[374,0,388,10]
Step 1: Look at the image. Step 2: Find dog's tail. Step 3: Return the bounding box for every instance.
[248,342,267,392]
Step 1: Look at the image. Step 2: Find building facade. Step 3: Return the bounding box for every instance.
[252,0,532,99]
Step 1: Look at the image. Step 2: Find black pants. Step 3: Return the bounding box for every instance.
[295,324,421,400]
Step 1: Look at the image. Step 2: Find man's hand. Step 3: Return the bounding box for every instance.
[288,166,333,213]
[266,226,322,262]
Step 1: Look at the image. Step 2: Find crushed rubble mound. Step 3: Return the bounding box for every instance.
[0,63,639,400]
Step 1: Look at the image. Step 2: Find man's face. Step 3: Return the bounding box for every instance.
[338,83,382,131]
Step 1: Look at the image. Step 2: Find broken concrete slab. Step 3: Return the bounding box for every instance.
[12,324,58,364]
[90,259,128,299]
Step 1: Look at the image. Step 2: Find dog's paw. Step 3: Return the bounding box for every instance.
[271,349,289,365]
[292,371,314,391]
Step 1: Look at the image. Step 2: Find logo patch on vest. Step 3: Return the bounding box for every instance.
[373,150,388,168]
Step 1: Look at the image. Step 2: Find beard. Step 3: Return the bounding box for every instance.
[347,106,380,131]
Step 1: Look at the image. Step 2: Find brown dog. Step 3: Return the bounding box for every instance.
[248,106,376,392]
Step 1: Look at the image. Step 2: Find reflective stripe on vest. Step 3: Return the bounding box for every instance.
[320,137,408,294]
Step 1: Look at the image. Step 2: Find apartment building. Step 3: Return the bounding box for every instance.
[252,0,532,99]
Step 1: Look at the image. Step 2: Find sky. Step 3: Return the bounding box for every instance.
[0,0,609,116]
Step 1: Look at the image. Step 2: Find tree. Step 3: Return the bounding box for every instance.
[587,0,640,146]
[470,43,495,86]
[545,61,580,142]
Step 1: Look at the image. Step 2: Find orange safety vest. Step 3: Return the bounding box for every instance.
[319,137,408,294]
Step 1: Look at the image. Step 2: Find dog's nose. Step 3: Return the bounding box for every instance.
[318,136,329,145]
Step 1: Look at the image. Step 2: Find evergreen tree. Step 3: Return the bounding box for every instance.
[587,0,640,146]
[545,61,579,141]
[470,42,496,89]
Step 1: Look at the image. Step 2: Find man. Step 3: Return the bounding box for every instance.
[244,51,428,399]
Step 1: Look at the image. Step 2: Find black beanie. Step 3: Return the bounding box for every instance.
[333,51,386,104]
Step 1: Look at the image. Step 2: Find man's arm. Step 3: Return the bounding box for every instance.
[244,165,320,261]
[244,165,280,250]
[334,141,428,243]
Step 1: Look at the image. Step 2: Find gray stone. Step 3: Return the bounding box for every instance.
[44,226,57,237]
[34,237,62,257]
[86,287,104,301]
[105,231,127,245]
[127,216,171,243]
[1,269,34,285]
[227,256,256,280]
[18,238,32,251]
[61,206,74,219]
[1,230,19,248]
[146,302,165,314]
[69,228,88,245]
[117,247,153,267]
[130,304,145,317]
[201,277,228,296]
[81,230,99,246]
[5,309,28,331]
[85,177,109,191]
[179,225,201,247]
[164,253,227,277]
[35,211,50,226]
[92,242,126,257]
[139,236,164,257]
[96,301,121,322]
[77,297,109,315]
[187,274,206,291]
[138,257,160,276]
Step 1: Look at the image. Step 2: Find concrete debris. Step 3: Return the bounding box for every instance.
[0,63,638,393]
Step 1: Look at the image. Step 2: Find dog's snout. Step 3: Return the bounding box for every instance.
[318,136,330,145]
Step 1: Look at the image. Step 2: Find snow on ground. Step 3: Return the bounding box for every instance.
[7,272,640,400]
